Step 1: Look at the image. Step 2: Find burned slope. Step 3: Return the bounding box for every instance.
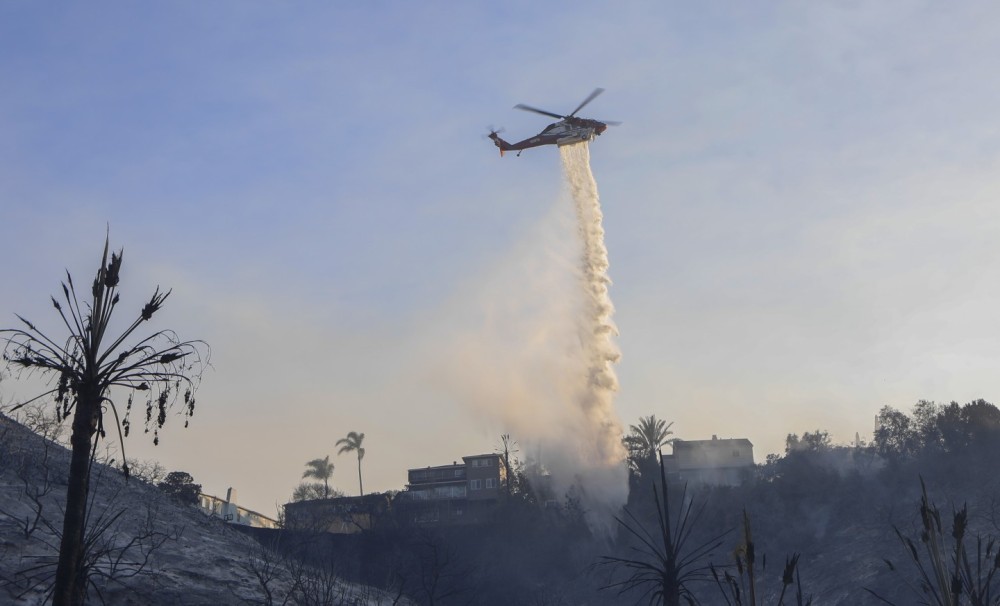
[0,414,391,605]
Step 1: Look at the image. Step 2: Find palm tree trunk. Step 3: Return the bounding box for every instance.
[357,457,364,497]
[52,394,99,606]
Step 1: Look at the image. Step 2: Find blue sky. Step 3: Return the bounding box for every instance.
[4,2,1000,515]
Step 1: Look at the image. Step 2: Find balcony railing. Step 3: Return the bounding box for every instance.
[408,468,466,483]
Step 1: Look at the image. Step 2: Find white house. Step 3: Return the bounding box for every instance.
[198,487,278,529]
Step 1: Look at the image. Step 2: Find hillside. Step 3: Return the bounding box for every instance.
[0,413,394,605]
[672,441,1000,604]
[4,405,1000,605]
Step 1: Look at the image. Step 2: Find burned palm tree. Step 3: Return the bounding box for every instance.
[1,238,207,606]
[497,433,519,498]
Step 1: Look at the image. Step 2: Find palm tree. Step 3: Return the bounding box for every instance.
[626,415,675,461]
[1,238,206,605]
[336,431,365,496]
[302,456,335,499]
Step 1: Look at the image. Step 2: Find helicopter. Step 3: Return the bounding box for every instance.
[488,88,620,157]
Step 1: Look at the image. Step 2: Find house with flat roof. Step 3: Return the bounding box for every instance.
[662,435,754,486]
[283,493,391,533]
[398,453,506,524]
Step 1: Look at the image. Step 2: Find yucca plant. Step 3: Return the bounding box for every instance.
[711,510,811,606]
[1,238,207,606]
[598,451,728,605]
[867,478,1000,606]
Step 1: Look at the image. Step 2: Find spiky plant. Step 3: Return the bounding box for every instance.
[598,451,728,605]
[1,238,207,606]
[867,477,1000,606]
[711,510,811,606]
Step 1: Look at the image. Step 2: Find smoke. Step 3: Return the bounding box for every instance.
[430,142,627,532]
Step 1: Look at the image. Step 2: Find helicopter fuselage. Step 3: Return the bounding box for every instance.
[489,118,608,156]
[488,89,615,157]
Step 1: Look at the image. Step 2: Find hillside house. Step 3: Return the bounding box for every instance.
[198,488,279,529]
[283,493,391,533]
[662,436,754,486]
[397,453,506,524]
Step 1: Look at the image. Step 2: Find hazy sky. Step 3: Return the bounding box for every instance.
[4,2,1000,516]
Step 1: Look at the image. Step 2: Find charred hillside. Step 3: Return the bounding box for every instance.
[3,399,1000,605]
[634,400,1000,604]
[0,413,390,605]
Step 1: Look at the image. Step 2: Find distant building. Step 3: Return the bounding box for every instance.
[398,453,506,524]
[198,488,279,529]
[284,493,391,533]
[662,436,754,486]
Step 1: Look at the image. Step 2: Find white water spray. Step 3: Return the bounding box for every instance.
[561,142,622,447]
[557,142,627,526]
[430,141,627,532]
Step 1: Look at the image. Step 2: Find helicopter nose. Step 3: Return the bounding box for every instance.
[596,123,607,135]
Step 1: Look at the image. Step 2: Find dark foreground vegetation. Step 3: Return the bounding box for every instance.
[1,239,207,605]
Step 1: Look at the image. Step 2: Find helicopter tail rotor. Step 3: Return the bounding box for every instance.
[486,128,512,156]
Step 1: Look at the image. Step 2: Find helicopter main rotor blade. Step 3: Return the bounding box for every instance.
[601,120,622,126]
[568,88,605,117]
[513,104,565,120]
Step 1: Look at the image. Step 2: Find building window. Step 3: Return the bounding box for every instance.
[470,479,482,490]
[454,469,462,477]
[485,478,496,489]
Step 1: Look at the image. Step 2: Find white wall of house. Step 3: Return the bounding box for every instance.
[198,487,278,529]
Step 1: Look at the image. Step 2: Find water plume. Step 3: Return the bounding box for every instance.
[554,141,627,529]
[560,142,623,458]
[431,141,626,533]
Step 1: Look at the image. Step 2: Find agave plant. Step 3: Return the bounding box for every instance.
[1,238,207,606]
